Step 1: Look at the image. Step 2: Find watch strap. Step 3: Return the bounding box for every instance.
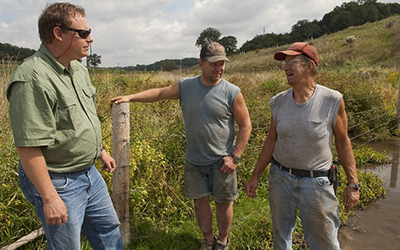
[347,183,361,190]
[231,154,240,164]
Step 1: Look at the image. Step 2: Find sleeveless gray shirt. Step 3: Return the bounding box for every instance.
[271,84,342,171]
[179,76,240,165]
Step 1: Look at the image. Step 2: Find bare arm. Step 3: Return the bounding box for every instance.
[220,92,252,174]
[246,116,277,198]
[334,99,360,212]
[110,82,180,105]
[16,147,68,225]
[232,92,252,157]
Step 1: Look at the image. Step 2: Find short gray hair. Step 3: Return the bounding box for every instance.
[302,55,318,76]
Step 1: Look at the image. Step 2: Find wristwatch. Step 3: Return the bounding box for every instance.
[347,183,361,190]
[230,154,240,164]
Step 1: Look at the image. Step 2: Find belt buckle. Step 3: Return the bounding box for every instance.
[288,168,293,175]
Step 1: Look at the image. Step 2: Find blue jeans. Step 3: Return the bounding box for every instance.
[268,163,340,250]
[19,162,124,250]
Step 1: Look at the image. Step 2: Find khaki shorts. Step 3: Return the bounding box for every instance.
[184,158,239,203]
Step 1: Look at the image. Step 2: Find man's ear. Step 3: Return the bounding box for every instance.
[198,59,203,69]
[53,26,63,41]
[307,60,314,72]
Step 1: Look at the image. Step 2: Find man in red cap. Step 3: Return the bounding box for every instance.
[246,42,360,249]
[111,42,252,250]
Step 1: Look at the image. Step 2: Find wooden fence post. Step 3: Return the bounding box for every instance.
[111,103,130,245]
[397,78,400,131]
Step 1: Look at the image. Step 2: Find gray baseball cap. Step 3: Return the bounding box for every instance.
[200,42,230,62]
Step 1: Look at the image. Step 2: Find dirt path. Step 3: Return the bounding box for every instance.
[338,159,400,250]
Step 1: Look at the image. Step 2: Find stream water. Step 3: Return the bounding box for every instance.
[360,138,400,190]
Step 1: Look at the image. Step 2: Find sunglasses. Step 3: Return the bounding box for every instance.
[63,27,91,39]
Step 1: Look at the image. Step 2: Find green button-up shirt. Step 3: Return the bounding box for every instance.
[7,44,102,173]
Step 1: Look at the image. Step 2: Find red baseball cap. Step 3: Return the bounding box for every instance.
[274,42,319,66]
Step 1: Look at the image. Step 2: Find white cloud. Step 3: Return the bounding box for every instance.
[1,23,9,30]
[0,0,396,67]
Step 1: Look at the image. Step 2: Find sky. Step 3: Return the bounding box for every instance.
[0,0,396,67]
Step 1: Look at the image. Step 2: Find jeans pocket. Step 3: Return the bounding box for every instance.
[269,164,284,187]
[49,173,69,190]
[316,176,331,187]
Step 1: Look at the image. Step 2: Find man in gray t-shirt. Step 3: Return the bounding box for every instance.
[111,42,252,250]
[246,42,360,250]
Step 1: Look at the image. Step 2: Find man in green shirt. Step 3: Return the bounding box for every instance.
[7,3,124,249]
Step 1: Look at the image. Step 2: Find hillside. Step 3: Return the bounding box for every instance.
[227,15,400,73]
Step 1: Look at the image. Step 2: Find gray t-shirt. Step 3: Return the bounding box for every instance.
[179,76,240,165]
[271,84,342,171]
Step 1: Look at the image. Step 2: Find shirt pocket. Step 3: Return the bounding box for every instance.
[308,117,329,140]
[81,86,97,113]
[82,85,96,99]
[56,94,77,131]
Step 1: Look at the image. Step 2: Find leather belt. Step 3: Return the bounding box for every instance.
[272,158,329,178]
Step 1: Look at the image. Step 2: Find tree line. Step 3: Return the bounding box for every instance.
[132,58,199,71]
[0,42,35,61]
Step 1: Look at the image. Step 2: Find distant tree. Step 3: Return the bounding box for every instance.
[331,10,352,32]
[87,53,101,68]
[376,3,391,18]
[218,35,237,55]
[195,27,221,48]
[161,60,178,71]
[348,3,367,26]
[181,58,199,67]
[240,34,274,52]
[357,0,376,4]
[387,3,400,15]
[239,32,290,52]
[364,4,379,23]
[290,19,323,42]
